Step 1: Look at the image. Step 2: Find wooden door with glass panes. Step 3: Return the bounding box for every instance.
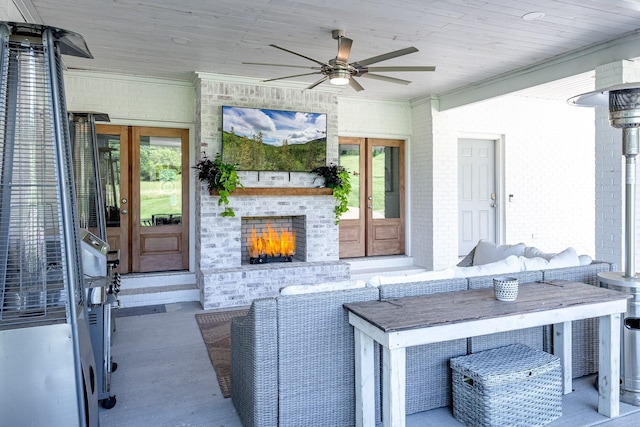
[97,125,189,273]
[96,124,130,273]
[339,137,405,257]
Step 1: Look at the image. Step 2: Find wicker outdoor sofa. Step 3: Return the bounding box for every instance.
[230,260,614,427]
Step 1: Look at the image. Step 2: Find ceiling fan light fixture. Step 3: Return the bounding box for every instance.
[329,69,350,85]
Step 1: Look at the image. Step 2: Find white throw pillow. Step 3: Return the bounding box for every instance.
[579,254,593,266]
[524,246,555,261]
[472,240,526,266]
[454,255,521,278]
[367,268,456,287]
[457,247,475,267]
[280,280,366,295]
[548,247,580,269]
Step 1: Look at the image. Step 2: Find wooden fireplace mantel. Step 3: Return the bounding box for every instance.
[229,187,333,196]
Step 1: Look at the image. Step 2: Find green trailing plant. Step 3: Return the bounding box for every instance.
[193,152,243,217]
[312,164,352,224]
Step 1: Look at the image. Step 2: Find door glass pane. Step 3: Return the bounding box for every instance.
[97,134,122,228]
[372,145,400,219]
[139,135,182,226]
[339,144,360,220]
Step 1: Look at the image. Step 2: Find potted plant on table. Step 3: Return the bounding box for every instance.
[194,152,243,217]
[311,163,352,225]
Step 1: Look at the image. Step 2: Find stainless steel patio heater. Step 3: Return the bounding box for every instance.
[70,111,121,410]
[0,22,99,426]
[569,83,640,406]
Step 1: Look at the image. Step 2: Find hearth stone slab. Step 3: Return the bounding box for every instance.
[199,261,350,309]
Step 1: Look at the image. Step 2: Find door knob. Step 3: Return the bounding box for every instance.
[121,209,128,215]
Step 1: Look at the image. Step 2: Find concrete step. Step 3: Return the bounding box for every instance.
[116,272,199,308]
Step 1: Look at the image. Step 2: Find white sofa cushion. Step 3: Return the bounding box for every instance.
[279,280,366,295]
[367,268,455,287]
[520,247,581,270]
[454,255,521,278]
[519,256,550,271]
[524,246,555,260]
[472,240,526,265]
[548,247,580,268]
[525,245,590,267]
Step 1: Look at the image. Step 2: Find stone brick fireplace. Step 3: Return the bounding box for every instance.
[197,189,350,309]
[194,75,348,309]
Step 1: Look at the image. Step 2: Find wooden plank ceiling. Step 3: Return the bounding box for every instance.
[11,0,640,102]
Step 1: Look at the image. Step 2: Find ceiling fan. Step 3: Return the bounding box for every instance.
[243,30,436,92]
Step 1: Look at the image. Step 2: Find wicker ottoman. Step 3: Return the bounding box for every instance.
[450,343,562,427]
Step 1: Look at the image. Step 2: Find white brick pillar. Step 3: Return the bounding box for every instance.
[594,60,640,270]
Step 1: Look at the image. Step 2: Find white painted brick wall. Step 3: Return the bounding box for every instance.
[408,100,434,268]
[338,98,412,137]
[405,95,596,269]
[64,72,195,124]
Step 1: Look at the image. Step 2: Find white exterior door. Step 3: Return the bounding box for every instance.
[458,138,496,256]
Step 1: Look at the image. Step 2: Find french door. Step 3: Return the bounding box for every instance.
[339,137,405,258]
[96,125,189,273]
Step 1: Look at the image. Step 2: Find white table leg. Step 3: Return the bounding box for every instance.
[382,346,406,427]
[354,328,375,427]
[598,313,621,418]
[553,321,573,394]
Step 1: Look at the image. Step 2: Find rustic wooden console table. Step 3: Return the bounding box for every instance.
[344,281,630,427]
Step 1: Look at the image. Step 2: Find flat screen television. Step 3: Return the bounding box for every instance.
[222,106,327,171]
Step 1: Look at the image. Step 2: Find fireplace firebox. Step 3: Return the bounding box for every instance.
[241,216,306,264]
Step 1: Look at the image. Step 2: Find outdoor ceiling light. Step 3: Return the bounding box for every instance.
[329,69,350,85]
[522,11,546,21]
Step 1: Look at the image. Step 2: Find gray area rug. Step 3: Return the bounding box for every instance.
[195,309,248,398]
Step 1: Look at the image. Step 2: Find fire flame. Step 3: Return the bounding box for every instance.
[248,224,295,258]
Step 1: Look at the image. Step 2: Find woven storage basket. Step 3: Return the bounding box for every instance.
[450,344,562,427]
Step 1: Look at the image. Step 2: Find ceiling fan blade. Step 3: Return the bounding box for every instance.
[361,73,412,85]
[349,78,365,92]
[269,44,327,66]
[366,66,436,72]
[262,71,322,83]
[243,62,321,70]
[355,46,419,66]
[306,76,329,90]
[336,37,353,63]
